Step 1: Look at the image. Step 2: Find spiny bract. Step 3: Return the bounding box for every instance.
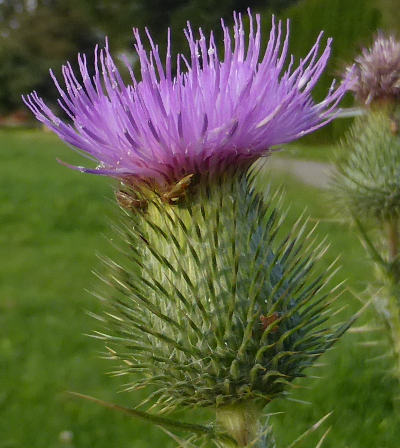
[95,171,345,412]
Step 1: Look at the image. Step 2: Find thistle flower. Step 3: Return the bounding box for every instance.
[24,11,348,190]
[24,12,353,447]
[345,32,400,106]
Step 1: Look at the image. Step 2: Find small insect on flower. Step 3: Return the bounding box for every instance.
[260,313,280,332]
[161,174,194,204]
[115,190,147,211]
[24,10,350,192]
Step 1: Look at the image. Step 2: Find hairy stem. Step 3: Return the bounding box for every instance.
[216,401,267,447]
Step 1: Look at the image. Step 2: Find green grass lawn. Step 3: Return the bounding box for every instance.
[1,129,398,448]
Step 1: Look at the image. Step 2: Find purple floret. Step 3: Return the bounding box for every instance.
[344,32,400,106]
[24,11,349,187]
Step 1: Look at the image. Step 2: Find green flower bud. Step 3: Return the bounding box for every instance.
[333,111,400,222]
[97,170,346,421]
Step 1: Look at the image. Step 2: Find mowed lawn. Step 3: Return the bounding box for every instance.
[0,129,399,448]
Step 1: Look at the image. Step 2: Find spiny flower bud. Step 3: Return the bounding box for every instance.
[97,172,347,416]
[345,32,400,106]
[333,111,400,222]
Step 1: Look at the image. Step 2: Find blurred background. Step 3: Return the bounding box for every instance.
[1,1,400,447]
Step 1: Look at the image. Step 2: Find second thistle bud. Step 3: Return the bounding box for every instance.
[333,111,400,222]
[345,32,400,107]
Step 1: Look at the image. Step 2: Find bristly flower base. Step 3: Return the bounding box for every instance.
[94,166,348,419]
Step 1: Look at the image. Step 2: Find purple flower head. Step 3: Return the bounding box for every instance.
[24,11,349,189]
[345,32,400,107]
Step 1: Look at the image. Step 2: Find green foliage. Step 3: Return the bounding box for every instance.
[378,0,400,30]
[284,0,381,68]
[333,111,400,222]
[81,0,299,50]
[0,1,98,113]
[95,170,347,414]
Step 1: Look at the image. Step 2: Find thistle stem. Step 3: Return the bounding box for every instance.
[382,219,400,385]
[387,218,399,263]
[216,401,266,447]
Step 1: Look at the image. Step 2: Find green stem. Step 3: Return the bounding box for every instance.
[353,215,386,267]
[386,220,400,377]
[216,401,266,447]
[378,286,400,382]
[387,218,399,263]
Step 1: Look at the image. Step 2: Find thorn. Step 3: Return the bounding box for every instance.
[315,426,332,448]
[348,325,383,333]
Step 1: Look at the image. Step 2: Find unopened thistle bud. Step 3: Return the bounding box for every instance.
[333,111,400,222]
[345,32,400,107]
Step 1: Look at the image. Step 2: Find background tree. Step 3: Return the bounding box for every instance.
[0,0,99,113]
[0,0,301,115]
[84,0,299,48]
